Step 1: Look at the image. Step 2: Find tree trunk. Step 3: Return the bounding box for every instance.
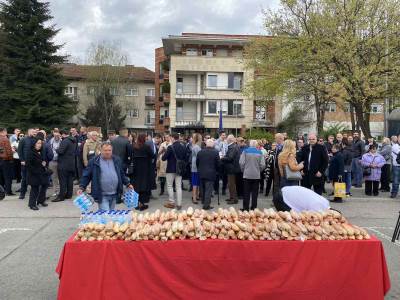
[349,103,355,131]
[314,94,324,135]
[354,104,371,138]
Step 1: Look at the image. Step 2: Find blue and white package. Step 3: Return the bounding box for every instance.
[124,189,139,209]
[73,193,94,212]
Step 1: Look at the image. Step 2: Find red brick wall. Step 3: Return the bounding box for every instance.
[155,47,167,132]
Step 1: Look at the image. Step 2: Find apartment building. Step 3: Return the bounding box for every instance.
[324,101,384,137]
[154,33,278,135]
[60,63,155,132]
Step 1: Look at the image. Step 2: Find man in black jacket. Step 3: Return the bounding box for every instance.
[161,133,186,210]
[18,128,38,199]
[351,132,365,188]
[111,129,131,171]
[222,135,240,204]
[196,139,220,210]
[52,130,77,202]
[299,133,329,195]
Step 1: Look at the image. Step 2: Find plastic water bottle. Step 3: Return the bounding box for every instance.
[73,193,93,212]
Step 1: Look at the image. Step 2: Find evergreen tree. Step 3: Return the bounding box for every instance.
[80,88,126,138]
[0,0,75,130]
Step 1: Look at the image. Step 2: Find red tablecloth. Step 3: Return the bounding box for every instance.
[56,234,390,300]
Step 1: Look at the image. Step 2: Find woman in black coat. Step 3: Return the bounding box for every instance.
[328,144,345,202]
[26,138,49,210]
[130,133,155,211]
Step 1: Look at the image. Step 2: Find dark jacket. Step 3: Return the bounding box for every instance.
[328,152,344,181]
[130,144,155,192]
[57,136,77,172]
[342,147,353,171]
[79,155,129,203]
[222,143,240,175]
[26,146,48,186]
[111,136,130,166]
[162,141,187,174]
[196,147,220,181]
[352,138,365,158]
[299,143,329,184]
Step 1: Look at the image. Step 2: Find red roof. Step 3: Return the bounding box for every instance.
[181,33,264,39]
[57,64,154,82]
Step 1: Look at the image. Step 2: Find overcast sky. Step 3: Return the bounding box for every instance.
[49,0,280,71]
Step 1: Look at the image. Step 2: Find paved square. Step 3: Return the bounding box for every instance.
[0,185,399,299]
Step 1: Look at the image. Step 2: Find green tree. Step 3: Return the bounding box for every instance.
[245,0,343,135]
[0,0,75,130]
[245,0,400,138]
[81,41,128,134]
[80,89,126,137]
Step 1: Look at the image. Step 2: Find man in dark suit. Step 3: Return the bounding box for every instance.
[111,128,131,172]
[196,139,220,210]
[146,133,162,196]
[298,133,329,195]
[52,130,77,202]
[273,133,285,193]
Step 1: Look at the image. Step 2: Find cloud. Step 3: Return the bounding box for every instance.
[49,0,280,70]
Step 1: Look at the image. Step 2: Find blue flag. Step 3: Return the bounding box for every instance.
[219,107,223,131]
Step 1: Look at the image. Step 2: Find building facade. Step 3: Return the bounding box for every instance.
[154,33,279,135]
[60,64,155,132]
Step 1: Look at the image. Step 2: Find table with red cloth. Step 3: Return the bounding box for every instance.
[56,234,390,300]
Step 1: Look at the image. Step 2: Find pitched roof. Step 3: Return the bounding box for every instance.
[57,63,155,83]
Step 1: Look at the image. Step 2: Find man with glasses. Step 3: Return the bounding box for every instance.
[298,133,329,195]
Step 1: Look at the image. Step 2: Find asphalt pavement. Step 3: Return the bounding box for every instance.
[0,183,399,300]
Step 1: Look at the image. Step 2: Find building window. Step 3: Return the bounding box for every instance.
[110,87,119,96]
[371,104,383,114]
[227,100,242,116]
[324,103,336,112]
[145,110,155,125]
[207,75,217,88]
[65,86,78,100]
[146,88,155,97]
[186,48,198,56]
[65,86,77,95]
[255,106,266,120]
[127,109,139,118]
[126,87,138,96]
[207,100,217,114]
[207,100,242,115]
[201,49,213,57]
[228,73,243,90]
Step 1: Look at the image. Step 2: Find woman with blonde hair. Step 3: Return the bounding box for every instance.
[278,139,304,187]
[191,133,203,204]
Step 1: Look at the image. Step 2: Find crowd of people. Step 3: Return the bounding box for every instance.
[0,126,399,212]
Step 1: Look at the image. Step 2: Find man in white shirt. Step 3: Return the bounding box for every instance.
[391,142,400,198]
[273,186,330,212]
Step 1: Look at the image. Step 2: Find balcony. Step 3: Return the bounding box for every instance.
[176,83,205,100]
[163,93,170,103]
[175,120,204,128]
[145,96,155,105]
[159,72,169,82]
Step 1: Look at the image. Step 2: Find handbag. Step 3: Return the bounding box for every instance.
[334,176,346,198]
[284,165,303,180]
[363,156,375,177]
